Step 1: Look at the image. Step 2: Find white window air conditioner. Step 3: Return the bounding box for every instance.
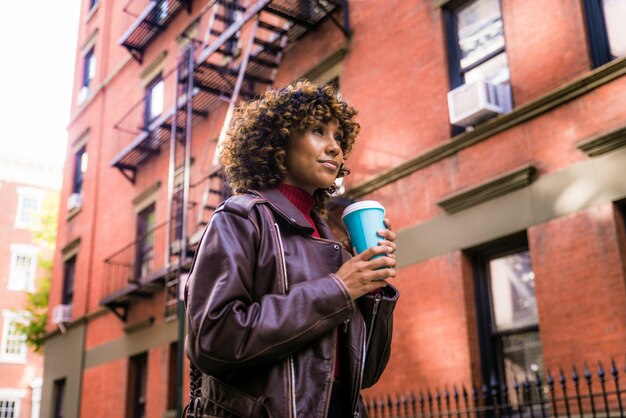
[447,79,512,127]
[67,192,83,212]
[52,304,72,324]
[77,86,89,105]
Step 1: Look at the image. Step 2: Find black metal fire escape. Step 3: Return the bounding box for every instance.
[120,0,193,62]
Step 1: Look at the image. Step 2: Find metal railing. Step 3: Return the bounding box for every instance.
[364,362,625,418]
[101,176,224,301]
[102,220,169,299]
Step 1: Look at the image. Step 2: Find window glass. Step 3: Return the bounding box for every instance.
[16,192,41,229]
[62,258,76,306]
[456,0,505,70]
[83,48,95,88]
[53,379,65,418]
[464,51,510,84]
[0,398,18,418]
[73,147,88,194]
[148,78,165,122]
[1,313,28,362]
[502,331,544,379]
[8,249,37,292]
[489,251,538,331]
[602,0,626,58]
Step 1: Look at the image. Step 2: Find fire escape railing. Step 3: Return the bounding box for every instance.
[120,0,192,62]
[100,174,222,310]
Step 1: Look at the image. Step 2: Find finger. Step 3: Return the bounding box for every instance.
[377,229,397,242]
[358,245,392,260]
[369,267,396,281]
[367,255,396,270]
[377,240,397,253]
[384,218,392,229]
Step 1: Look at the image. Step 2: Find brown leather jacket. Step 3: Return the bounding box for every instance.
[185,188,399,418]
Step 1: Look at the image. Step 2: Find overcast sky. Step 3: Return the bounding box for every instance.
[0,1,80,164]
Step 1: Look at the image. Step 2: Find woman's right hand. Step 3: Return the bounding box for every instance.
[334,245,396,300]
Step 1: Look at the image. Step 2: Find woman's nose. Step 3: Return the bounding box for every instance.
[326,137,341,156]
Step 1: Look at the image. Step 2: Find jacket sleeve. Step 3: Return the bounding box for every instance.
[358,284,399,388]
[184,208,355,375]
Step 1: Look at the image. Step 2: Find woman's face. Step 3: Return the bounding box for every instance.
[282,119,344,195]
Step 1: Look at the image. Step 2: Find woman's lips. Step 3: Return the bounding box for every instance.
[320,160,339,170]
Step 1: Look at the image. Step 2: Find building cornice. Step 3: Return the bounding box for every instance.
[347,57,626,198]
[437,165,537,214]
[577,125,626,157]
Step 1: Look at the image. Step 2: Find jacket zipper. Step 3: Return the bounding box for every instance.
[351,328,366,418]
[365,294,383,356]
[273,222,297,418]
[350,294,382,417]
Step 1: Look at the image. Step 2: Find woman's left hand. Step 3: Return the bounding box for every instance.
[377,218,397,257]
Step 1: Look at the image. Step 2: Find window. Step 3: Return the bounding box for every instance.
[583,0,626,67]
[167,342,178,411]
[62,257,76,306]
[8,244,38,292]
[0,389,23,418]
[135,204,156,280]
[73,146,88,195]
[144,75,164,126]
[0,311,28,363]
[53,378,66,418]
[446,0,509,86]
[126,352,148,418]
[469,233,544,391]
[15,188,43,229]
[79,46,96,104]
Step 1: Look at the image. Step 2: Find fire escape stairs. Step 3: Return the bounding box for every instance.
[120,0,193,63]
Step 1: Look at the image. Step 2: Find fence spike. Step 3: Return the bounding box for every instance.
[572,366,579,384]
[584,363,592,383]
[610,358,624,418]
[597,361,605,380]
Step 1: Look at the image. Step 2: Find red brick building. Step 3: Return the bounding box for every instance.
[43,0,626,417]
[0,153,61,418]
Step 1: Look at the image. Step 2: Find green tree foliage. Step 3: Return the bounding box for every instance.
[15,192,59,352]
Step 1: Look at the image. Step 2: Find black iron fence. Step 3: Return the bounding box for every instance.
[364,362,625,418]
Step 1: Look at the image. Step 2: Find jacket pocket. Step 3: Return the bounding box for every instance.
[201,375,268,418]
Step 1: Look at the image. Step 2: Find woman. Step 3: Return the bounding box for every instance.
[185,80,399,418]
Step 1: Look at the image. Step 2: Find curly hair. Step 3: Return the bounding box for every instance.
[220,80,361,217]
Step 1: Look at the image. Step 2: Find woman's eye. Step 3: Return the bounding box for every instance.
[334,135,343,143]
[312,126,324,135]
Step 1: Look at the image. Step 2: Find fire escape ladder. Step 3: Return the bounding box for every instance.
[164,44,195,321]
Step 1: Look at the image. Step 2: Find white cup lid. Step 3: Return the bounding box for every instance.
[342,200,385,219]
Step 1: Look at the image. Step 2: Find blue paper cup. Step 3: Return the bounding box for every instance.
[342,200,386,258]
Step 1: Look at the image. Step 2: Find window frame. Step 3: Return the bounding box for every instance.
[53,378,66,418]
[443,0,510,134]
[467,232,542,385]
[0,310,28,364]
[583,0,619,67]
[73,145,87,195]
[126,352,148,418]
[8,244,39,292]
[0,388,24,418]
[62,257,77,306]
[444,0,507,88]
[144,74,165,127]
[82,46,96,90]
[14,187,44,229]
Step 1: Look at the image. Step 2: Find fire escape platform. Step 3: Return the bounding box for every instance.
[120,0,192,62]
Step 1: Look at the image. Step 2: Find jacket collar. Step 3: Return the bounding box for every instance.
[249,188,335,240]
